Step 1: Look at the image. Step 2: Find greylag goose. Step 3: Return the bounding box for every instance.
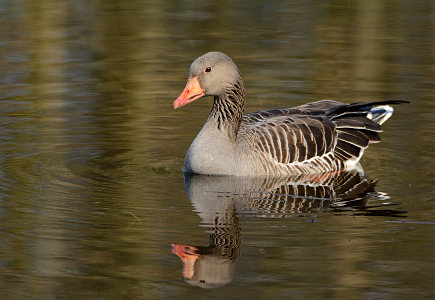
[174,52,408,176]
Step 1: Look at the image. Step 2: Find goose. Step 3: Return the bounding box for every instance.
[173,51,408,176]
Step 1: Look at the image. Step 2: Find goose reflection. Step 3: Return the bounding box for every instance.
[171,168,401,288]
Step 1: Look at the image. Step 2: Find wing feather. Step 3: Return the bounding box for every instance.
[238,99,407,173]
[335,140,362,158]
[337,129,370,148]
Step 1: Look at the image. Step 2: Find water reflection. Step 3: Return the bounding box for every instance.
[172,168,405,288]
[0,0,433,297]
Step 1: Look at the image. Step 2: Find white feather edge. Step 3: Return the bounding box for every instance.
[368,105,394,125]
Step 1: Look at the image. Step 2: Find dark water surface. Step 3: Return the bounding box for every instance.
[1,1,434,299]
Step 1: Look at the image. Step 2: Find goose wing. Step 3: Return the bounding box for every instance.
[242,100,343,125]
[240,100,407,171]
[325,100,408,162]
[241,113,337,166]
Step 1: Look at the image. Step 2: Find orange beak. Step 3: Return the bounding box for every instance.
[171,243,200,279]
[173,77,205,109]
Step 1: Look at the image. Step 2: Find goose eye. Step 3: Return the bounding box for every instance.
[204,67,212,73]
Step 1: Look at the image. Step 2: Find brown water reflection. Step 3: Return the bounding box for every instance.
[172,170,405,289]
[0,0,434,299]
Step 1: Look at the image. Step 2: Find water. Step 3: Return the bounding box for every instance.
[1,0,434,299]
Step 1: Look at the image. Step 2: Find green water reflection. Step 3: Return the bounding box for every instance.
[0,0,434,299]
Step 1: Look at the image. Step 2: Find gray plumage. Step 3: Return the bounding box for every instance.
[175,52,408,176]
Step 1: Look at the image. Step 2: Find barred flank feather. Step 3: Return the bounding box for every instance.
[233,100,409,174]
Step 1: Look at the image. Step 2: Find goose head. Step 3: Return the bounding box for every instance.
[174,52,242,109]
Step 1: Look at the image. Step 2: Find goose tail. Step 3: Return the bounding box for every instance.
[368,105,394,125]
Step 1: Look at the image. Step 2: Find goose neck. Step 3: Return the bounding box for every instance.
[208,81,245,139]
